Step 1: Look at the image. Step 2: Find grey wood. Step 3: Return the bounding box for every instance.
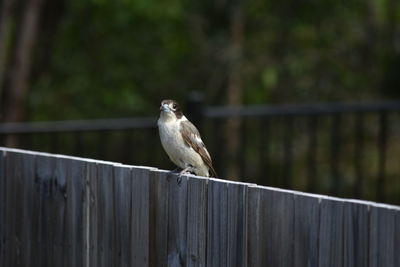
[248,187,295,267]
[264,189,295,267]
[36,154,57,267]
[206,180,228,267]
[130,168,150,266]
[114,166,132,267]
[82,161,91,267]
[226,183,248,267]
[369,206,396,267]
[247,187,262,267]
[293,194,319,267]
[65,158,85,267]
[4,151,16,266]
[88,162,99,267]
[0,151,5,266]
[4,151,31,266]
[395,211,400,267]
[167,173,188,267]
[318,198,344,267]
[186,177,207,267]
[96,163,115,267]
[0,148,400,267]
[343,202,369,267]
[149,170,169,267]
[18,152,35,267]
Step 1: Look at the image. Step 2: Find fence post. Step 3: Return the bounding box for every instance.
[186,91,205,131]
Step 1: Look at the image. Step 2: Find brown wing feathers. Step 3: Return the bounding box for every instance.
[180,120,218,177]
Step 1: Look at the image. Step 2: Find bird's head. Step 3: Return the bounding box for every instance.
[159,99,183,120]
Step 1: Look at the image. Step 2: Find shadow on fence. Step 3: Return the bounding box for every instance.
[1,147,399,267]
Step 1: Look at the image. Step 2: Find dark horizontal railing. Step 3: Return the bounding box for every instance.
[204,100,400,117]
[1,97,399,204]
[0,117,157,134]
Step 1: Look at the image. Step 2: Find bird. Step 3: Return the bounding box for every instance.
[157,99,217,177]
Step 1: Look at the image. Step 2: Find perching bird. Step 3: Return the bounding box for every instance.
[157,99,217,177]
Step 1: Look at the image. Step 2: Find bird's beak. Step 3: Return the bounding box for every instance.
[160,104,170,112]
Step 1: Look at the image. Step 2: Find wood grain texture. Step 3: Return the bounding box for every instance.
[318,198,344,267]
[0,151,4,266]
[207,180,228,267]
[395,211,400,267]
[36,154,57,267]
[65,158,85,267]
[167,173,188,267]
[293,194,319,267]
[114,166,132,267]
[5,151,35,266]
[247,186,262,267]
[248,187,295,267]
[186,177,207,267]
[149,170,169,267]
[265,189,295,267]
[130,168,150,266]
[96,163,115,267]
[18,152,35,267]
[88,162,99,267]
[369,206,396,267]
[226,183,248,267]
[343,202,369,267]
[0,148,400,267]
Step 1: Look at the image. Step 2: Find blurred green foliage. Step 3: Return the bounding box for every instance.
[26,0,400,120]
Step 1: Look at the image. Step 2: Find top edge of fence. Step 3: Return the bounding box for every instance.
[251,184,400,211]
[0,147,158,170]
[1,146,399,211]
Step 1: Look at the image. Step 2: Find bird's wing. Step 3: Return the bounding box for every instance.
[180,119,218,177]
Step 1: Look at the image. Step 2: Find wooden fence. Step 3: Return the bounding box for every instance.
[0,147,399,267]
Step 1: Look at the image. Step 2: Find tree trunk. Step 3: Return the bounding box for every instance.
[0,0,15,106]
[225,8,244,180]
[2,0,45,146]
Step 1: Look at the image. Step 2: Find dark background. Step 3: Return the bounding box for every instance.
[0,0,399,204]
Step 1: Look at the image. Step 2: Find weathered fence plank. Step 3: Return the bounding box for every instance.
[247,186,262,266]
[88,162,98,267]
[96,163,115,267]
[9,152,35,267]
[207,180,228,267]
[4,152,34,266]
[0,151,5,266]
[265,189,295,267]
[65,158,85,267]
[37,154,57,267]
[20,153,35,267]
[186,177,207,267]
[130,168,150,266]
[293,194,319,267]
[167,174,188,267]
[395,212,400,267]
[113,166,131,267]
[226,183,247,267]
[343,202,369,267]
[369,206,397,267]
[319,198,344,267]
[149,170,169,267]
[247,187,295,267]
[1,147,400,267]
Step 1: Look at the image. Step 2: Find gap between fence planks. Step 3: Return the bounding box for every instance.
[0,147,399,267]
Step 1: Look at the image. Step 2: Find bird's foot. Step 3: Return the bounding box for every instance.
[176,167,193,185]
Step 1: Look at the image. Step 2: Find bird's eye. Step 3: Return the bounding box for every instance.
[172,104,177,109]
